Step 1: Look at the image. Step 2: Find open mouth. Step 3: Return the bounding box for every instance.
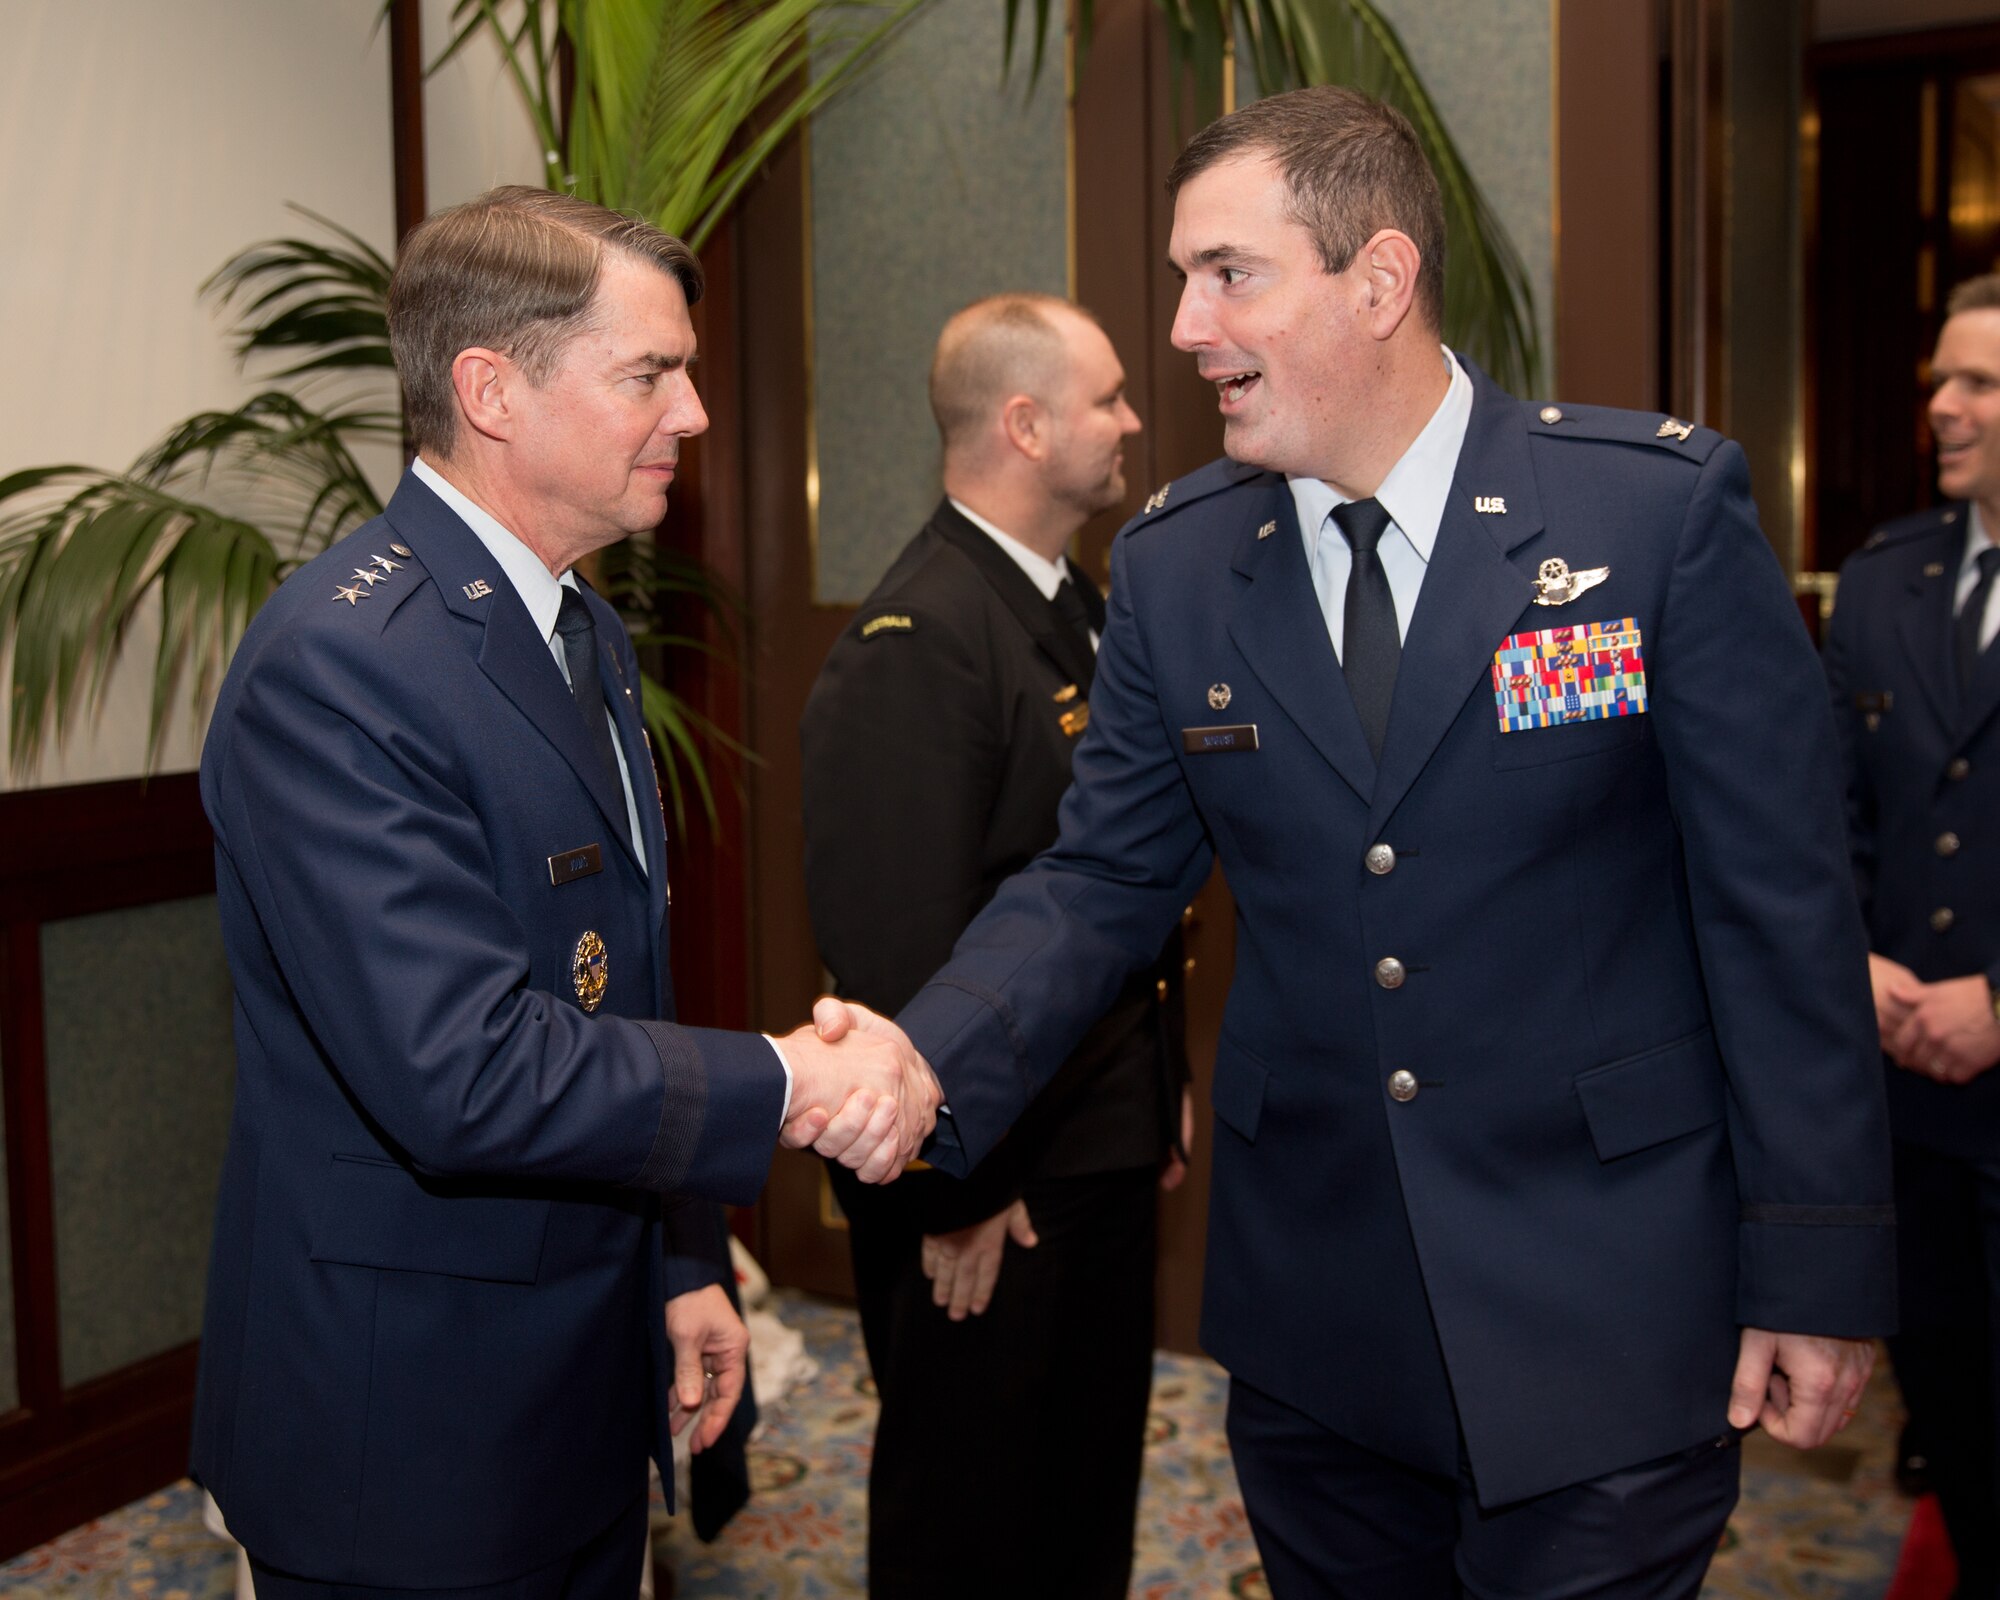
[1215,371,1262,406]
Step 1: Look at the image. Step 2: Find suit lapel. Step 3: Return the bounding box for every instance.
[1225,476,1378,805]
[384,475,647,875]
[930,502,1096,693]
[1894,545,1960,732]
[1367,373,1542,835]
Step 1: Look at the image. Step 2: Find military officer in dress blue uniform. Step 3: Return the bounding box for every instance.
[192,187,938,1599]
[1826,272,2000,1597]
[836,88,1896,1596]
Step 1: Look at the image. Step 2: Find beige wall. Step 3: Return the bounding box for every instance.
[0,0,540,791]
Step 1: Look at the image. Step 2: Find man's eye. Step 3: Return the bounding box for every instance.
[1219,267,1247,287]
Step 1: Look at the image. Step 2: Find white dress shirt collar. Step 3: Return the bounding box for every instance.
[413,456,579,638]
[949,496,1071,601]
[1288,346,1474,566]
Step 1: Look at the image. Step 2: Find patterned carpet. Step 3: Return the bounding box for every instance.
[0,1291,1915,1598]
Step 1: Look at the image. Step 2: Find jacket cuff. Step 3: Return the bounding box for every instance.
[1735,1210,1898,1337]
[631,1023,786,1205]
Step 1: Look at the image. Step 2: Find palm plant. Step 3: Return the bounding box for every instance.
[1007,0,1542,394]
[0,0,916,822]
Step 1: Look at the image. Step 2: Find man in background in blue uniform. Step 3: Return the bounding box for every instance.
[1826,272,2000,1596]
[193,187,937,1597]
[852,88,1896,1595]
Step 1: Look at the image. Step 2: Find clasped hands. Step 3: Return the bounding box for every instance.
[776,997,941,1183]
[1868,952,2000,1085]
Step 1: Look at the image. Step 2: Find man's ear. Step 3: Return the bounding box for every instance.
[451,348,516,444]
[1357,229,1423,341]
[1001,393,1048,463]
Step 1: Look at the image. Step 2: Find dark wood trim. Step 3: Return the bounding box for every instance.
[0,1346,198,1559]
[388,0,426,246]
[0,919,58,1421]
[1554,0,1662,410]
[0,776,216,1560]
[1808,19,2000,71]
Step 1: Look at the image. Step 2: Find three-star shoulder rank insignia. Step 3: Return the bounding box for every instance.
[333,547,414,606]
[1656,417,1694,443]
[1532,556,1611,607]
[1144,483,1171,514]
[1257,520,1276,540]
[1475,496,1507,514]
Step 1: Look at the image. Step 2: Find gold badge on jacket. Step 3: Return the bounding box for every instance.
[573,930,609,1012]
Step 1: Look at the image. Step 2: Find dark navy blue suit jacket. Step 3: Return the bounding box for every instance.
[901,364,1897,1507]
[192,473,785,1586]
[1826,503,2000,1160]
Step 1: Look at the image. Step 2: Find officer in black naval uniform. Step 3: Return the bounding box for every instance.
[801,293,1188,1599]
[1826,272,2000,1596]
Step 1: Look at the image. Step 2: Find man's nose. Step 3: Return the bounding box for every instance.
[1169,282,1208,353]
[671,383,710,438]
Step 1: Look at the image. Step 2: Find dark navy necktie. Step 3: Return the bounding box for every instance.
[1052,577,1097,693]
[1332,497,1400,760]
[1957,545,2000,695]
[554,586,626,803]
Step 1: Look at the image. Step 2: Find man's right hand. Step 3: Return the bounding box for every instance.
[1868,952,1921,1049]
[774,997,941,1184]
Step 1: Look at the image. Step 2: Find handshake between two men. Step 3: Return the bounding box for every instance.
[774,998,939,1184]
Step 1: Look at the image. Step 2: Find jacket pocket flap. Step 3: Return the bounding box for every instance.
[1573,1031,1725,1161]
[309,1155,549,1283]
[1211,1042,1270,1142]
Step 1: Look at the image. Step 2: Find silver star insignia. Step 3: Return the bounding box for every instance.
[351,567,385,586]
[371,552,403,573]
[333,584,369,606]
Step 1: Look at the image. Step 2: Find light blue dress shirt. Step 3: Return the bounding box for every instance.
[1290,348,1475,661]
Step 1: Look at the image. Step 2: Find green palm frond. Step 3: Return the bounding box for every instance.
[0,467,279,771]
[203,205,396,377]
[1007,0,1543,393]
[0,200,399,776]
[442,0,924,250]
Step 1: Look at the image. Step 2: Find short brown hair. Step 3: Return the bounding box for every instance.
[387,186,703,458]
[1166,86,1446,333]
[928,293,1098,459]
[1947,274,2000,319]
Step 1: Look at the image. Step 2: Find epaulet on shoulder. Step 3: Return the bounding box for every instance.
[1126,456,1267,536]
[320,533,428,636]
[1523,400,1724,465]
[1854,504,1966,559]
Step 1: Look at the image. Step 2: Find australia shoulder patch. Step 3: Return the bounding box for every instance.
[859,612,916,641]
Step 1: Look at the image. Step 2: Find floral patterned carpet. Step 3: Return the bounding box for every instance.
[0,1291,1914,1599]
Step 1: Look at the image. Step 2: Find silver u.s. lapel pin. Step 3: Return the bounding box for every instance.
[1475,496,1506,514]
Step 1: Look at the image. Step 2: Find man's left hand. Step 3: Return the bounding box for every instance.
[1727,1328,1875,1448]
[664,1283,750,1453]
[1886,974,2000,1085]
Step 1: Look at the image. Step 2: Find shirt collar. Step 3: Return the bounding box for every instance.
[413,456,577,642]
[1960,504,1996,579]
[949,496,1070,601]
[1288,346,1474,563]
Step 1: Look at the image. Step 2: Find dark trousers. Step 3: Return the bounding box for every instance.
[1889,1138,2000,1598]
[245,1493,648,1600]
[1226,1378,1741,1600]
[839,1164,1159,1600]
